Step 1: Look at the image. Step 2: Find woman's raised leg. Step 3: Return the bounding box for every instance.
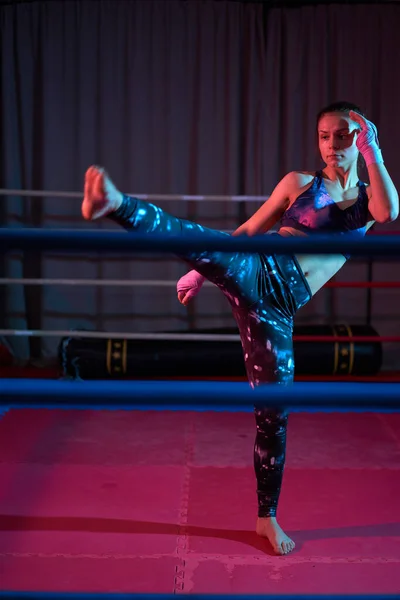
[82,166,265,307]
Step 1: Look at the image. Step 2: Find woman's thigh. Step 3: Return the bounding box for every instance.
[233,301,295,387]
[184,251,271,309]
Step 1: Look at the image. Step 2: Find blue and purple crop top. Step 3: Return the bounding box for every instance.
[280,170,370,259]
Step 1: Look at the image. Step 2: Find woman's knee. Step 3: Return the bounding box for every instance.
[254,406,288,431]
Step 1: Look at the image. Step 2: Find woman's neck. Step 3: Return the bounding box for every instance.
[322,164,359,189]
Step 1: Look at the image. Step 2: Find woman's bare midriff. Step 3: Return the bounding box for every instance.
[278,226,347,296]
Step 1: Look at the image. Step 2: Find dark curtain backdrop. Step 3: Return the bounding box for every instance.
[1,0,400,366]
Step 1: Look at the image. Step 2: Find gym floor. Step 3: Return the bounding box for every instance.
[0,407,400,594]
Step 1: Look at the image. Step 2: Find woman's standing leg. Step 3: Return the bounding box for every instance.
[233,301,296,555]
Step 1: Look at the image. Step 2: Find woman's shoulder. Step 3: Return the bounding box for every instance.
[283,170,317,186]
[279,171,317,199]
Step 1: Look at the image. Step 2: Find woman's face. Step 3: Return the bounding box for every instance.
[317,111,361,168]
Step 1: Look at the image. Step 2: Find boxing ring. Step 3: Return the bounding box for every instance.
[1,195,400,598]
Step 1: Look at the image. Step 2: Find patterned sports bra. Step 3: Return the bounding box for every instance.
[280,170,370,259]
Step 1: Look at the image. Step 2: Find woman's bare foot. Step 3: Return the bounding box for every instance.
[82,165,124,221]
[256,517,295,555]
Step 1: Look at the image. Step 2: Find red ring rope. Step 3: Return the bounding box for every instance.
[293,335,398,343]
[369,230,400,235]
[325,281,400,288]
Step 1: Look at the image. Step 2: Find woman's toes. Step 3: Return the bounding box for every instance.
[86,165,98,179]
[286,540,295,554]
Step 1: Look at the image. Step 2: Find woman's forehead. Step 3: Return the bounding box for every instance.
[318,113,358,131]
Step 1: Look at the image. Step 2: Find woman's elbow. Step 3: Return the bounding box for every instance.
[370,196,399,223]
[373,208,399,224]
[387,207,399,222]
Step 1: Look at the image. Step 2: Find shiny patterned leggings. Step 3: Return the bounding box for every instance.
[109,195,312,517]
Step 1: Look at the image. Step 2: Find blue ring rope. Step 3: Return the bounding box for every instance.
[0,595,398,600]
[1,379,400,412]
[0,229,399,255]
